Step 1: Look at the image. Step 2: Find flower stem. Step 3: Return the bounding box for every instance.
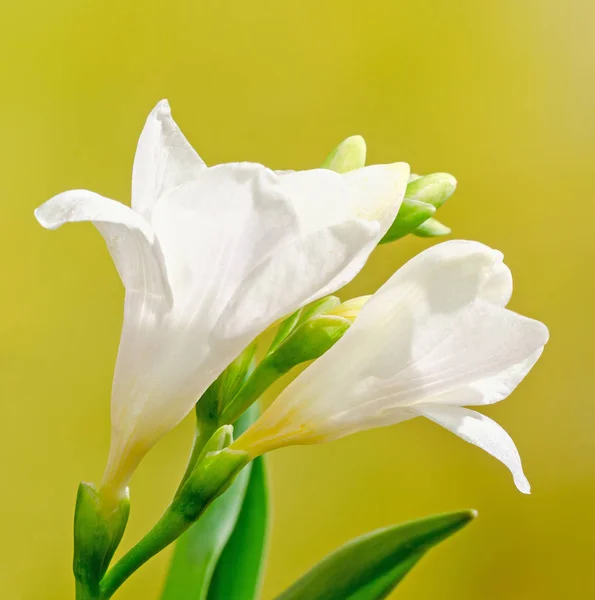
[99,448,250,598]
[99,507,187,599]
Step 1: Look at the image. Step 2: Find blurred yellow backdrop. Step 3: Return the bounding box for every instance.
[1,0,593,598]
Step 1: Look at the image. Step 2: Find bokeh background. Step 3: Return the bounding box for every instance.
[2,1,593,598]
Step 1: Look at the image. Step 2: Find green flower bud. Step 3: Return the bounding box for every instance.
[405,172,457,209]
[173,443,250,524]
[380,198,436,244]
[220,313,351,424]
[413,217,452,237]
[269,314,350,368]
[380,172,456,244]
[73,482,130,597]
[269,295,341,353]
[321,135,367,173]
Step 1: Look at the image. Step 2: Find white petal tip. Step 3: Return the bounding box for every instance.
[515,476,531,495]
[34,203,59,230]
[153,99,172,117]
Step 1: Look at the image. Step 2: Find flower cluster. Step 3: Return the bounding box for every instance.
[36,101,548,502]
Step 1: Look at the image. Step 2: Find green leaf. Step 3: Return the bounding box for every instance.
[275,510,476,600]
[207,456,269,600]
[413,216,452,238]
[345,554,423,600]
[380,198,436,244]
[160,405,259,600]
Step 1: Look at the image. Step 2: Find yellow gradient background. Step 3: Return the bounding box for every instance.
[1,1,593,598]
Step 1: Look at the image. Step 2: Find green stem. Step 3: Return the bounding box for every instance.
[100,508,187,599]
[99,448,250,599]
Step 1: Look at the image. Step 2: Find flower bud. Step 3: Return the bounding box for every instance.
[220,313,351,424]
[380,198,436,244]
[73,482,130,595]
[269,315,350,368]
[321,135,367,173]
[326,295,371,322]
[405,173,457,209]
[269,296,341,353]
[173,444,251,524]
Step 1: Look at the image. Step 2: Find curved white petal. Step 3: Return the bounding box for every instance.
[35,190,174,494]
[34,190,171,302]
[417,405,531,493]
[132,100,205,221]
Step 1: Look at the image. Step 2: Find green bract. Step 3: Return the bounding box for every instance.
[73,483,129,600]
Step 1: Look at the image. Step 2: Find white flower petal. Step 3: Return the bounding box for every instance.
[357,240,510,326]
[417,405,531,493]
[277,162,409,236]
[219,218,380,340]
[151,163,301,324]
[341,162,410,232]
[427,347,545,407]
[220,163,409,339]
[35,190,175,494]
[34,190,171,303]
[132,100,205,221]
[480,259,512,307]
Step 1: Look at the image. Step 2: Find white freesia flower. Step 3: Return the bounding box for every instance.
[35,100,409,497]
[234,240,549,493]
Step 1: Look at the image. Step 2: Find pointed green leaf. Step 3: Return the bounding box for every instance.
[160,405,259,600]
[275,510,476,600]
[380,198,436,244]
[345,553,423,600]
[207,456,269,600]
[413,216,452,237]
